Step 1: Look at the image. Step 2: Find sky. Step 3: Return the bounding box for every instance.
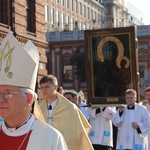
[127,0,150,25]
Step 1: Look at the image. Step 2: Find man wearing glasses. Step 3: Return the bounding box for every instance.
[0,32,68,150]
[39,75,94,150]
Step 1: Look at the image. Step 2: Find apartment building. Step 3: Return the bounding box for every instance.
[45,0,107,31]
[101,0,129,27]
[45,0,144,32]
[44,0,144,32]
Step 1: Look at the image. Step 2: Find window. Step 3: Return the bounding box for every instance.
[51,8,54,24]
[139,66,145,78]
[71,18,74,31]
[62,0,64,6]
[79,22,82,30]
[62,54,73,81]
[88,7,90,19]
[76,1,78,13]
[138,52,148,60]
[65,16,69,30]
[91,10,93,20]
[56,10,60,26]
[83,23,86,30]
[101,14,104,24]
[72,0,74,11]
[0,0,2,22]
[98,13,100,23]
[62,13,65,29]
[75,20,78,29]
[66,0,69,9]
[45,5,49,22]
[63,65,73,80]
[66,15,69,24]
[94,12,96,21]
[80,3,82,15]
[0,0,9,25]
[84,5,86,18]
[26,0,35,33]
[75,0,78,13]
[138,44,148,49]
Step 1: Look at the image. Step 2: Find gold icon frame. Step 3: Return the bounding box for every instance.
[84,26,139,107]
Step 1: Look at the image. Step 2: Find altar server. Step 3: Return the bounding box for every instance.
[112,89,150,150]
[88,106,116,150]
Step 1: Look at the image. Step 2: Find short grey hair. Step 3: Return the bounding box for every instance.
[20,88,38,100]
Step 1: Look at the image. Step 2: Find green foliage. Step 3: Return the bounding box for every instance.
[70,47,86,81]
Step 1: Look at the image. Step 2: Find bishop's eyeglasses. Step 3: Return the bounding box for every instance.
[0,91,21,100]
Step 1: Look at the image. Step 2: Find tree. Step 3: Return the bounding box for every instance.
[70,47,86,81]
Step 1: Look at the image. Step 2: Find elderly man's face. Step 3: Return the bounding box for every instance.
[0,85,27,121]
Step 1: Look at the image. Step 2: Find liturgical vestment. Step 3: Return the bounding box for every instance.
[0,116,68,150]
[39,92,93,150]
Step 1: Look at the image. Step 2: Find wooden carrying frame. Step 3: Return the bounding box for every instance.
[84,26,139,107]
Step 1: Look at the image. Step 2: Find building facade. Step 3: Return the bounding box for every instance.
[45,0,143,32]
[45,0,107,31]
[137,25,150,98]
[46,30,86,92]
[0,0,48,93]
[45,0,128,31]
[101,0,129,27]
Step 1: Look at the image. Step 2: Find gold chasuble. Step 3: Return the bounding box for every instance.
[39,93,93,150]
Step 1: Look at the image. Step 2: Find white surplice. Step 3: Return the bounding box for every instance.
[0,114,68,150]
[112,103,150,150]
[80,107,90,121]
[88,107,116,147]
[145,103,150,150]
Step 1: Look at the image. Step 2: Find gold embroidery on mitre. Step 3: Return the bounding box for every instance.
[0,41,15,78]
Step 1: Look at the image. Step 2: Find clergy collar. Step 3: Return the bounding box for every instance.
[2,114,35,136]
[127,105,135,110]
[48,99,58,110]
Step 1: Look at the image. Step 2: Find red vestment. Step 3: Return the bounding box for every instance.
[0,130,32,150]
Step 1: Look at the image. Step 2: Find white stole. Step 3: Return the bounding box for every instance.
[145,104,150,150]
[101,117,112,144]
[102,107,115,144]
[119,104,142,149]
[89,107,114,146]
[134,105,143,148]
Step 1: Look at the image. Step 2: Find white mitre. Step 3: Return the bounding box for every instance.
[0,32,39,91]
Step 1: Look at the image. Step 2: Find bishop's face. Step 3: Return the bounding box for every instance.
[125,93,136,106]
[0,85,27,121]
